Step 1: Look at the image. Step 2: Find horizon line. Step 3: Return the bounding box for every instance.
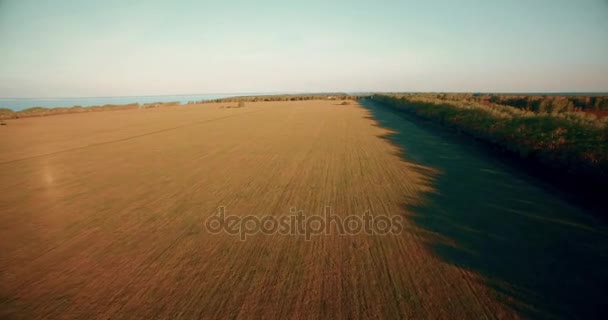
[2,90,608,100]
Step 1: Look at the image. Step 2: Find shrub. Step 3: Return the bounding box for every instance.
[373,95,608,184]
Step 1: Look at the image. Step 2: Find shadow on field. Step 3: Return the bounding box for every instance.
[359,99,608,319]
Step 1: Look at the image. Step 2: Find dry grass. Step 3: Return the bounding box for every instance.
[0,101,518,319]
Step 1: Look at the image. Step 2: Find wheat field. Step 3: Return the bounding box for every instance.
[0,100,518,319]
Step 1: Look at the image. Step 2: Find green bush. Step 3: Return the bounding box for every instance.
[373,95,608,182]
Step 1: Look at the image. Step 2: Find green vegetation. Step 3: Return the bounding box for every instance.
[430,93,608,113]
[0,108,15,120]
[195,93,363,104]
[0,103,141,119]
[141,102,180,109]
[372,94,608,185]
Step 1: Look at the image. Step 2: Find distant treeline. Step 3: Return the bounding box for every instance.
[371,94,608,187]
[429,93,608,114]
[193,94,363,104]
[0,102,183,119]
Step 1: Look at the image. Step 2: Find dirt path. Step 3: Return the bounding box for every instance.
[0,101,518,319]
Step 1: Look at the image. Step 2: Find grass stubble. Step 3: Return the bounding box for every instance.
[1,100,519,319]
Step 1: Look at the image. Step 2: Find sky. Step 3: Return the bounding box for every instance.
[0,0,607,98]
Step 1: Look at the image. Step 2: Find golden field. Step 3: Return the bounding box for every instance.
[1,100,518,319]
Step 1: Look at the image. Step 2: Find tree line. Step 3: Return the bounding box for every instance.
[371,94,608,190]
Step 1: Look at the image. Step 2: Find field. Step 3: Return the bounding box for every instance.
[0,100,523,319]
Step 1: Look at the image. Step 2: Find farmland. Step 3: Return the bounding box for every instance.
[0,99,606,319]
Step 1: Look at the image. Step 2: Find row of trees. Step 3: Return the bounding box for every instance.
[194,94,363,104]
[429,93,608,113]
[372,94,608,186]
[486,95,608,113]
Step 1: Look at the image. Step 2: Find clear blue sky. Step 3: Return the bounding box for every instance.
[1,0,607,98]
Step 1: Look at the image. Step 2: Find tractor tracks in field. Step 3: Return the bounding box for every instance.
[0,108,268,166]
